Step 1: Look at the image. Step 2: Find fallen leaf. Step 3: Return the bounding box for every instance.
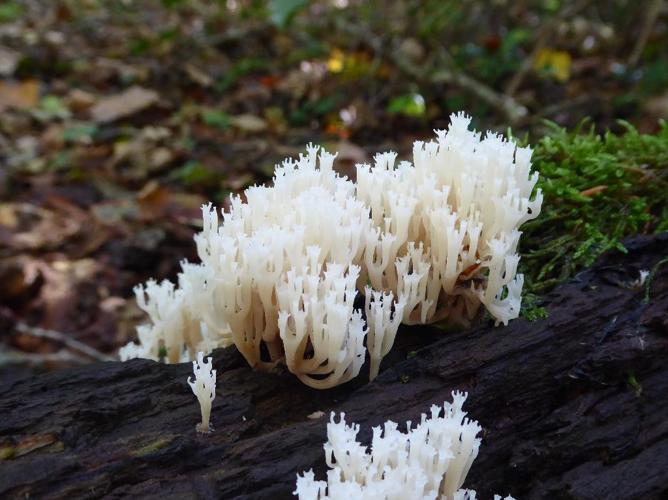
[0,80,39,112]
[533,48,572,82]
[137,180,170,218]
[185,63,213,87]
[90,86,159,123]
[149,147,173,169]
[230,114,268,132]
[0,256,43,304]
[66,88,96,112]
[644,91,668,121]
[0,46,20,76]
[0,202,82,251]
[398,38,425,62]
[327,48,345,73]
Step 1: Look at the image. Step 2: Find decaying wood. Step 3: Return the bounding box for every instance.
[1,233,667,499]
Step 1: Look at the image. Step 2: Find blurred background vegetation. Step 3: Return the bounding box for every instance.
[1,0,667,368]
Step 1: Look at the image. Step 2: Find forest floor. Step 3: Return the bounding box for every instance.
[1,0,668,369]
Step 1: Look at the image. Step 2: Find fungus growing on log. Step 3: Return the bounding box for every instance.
[294,391,515,500]
[121,113,542,388]
[187,352,216,433]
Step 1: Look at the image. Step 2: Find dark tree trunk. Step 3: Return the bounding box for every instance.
[1,233,667,500]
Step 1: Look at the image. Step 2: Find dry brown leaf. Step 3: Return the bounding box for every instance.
[137,180,170,219]
[0,256,43,304]
[230,114,268,132]
[185,63,214,87]
[0,203,82,251]
[0,80,39,112]
[66,88,96,112]
[90,86,159,123]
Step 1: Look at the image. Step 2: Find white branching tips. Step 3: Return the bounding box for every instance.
[187,351,216,434]
[293,391,515,500]
[121,112,542,388]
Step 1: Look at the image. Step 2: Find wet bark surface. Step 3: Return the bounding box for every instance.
[1,233,667,500]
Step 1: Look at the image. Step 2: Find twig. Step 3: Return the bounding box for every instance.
[427,65,528,124]
[13,321,114,362]
[521,93,592,126]
[0,347,91,366]
[628,0,664,67]
[334,20,528,125]
[504,0,591,97]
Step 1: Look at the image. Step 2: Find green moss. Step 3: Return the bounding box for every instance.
[644,256,668,303]
[130,436,173,457]
[520,293,548,322]
[0,447,15,460]
[626,371,642,397]
[520,120,668,295]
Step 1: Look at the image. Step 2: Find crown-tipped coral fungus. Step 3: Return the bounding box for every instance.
[294,391,515,500]
[121,113,542,388]
[187,351,216,433]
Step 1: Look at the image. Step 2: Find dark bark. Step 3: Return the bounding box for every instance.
[1,233,667,500]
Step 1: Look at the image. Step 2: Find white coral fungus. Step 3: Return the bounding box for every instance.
[187,351,216,433]
[294,391,514,500]
[121,113,542,388]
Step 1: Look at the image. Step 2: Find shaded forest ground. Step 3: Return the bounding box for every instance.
[1,0,668,369]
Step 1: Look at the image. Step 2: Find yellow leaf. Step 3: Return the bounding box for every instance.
[533,49,572,82]
[327,49,345,73]
[0,79,39,111]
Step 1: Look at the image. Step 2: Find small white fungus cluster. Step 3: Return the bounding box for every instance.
[187,351,216,433]
[120,113,542,388]
[294,391,514,500]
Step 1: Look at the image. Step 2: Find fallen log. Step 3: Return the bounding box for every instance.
[1,233,667,499]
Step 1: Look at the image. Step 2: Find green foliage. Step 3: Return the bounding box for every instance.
[521,120,668,294]
[289,93,342,126]
[640,58,668,95]
[170,161,218,187]
[130,436,173,457]
[520,293,548,322]
[269,0,308,29]
[201,110,231,130]
[215,58,267,93]
[0,2,23,22]
[643,256,668,303]
[626,371,642,396]
[62,123,98,143]
[161,0,187,8]
[457,29,530,83]
[387,93,426,118]
[32,96,71,122]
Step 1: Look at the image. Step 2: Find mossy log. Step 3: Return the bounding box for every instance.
[1,233,667,499]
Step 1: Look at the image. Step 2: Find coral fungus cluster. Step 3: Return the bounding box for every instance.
[120,113,542,388]
[294,391,514,500]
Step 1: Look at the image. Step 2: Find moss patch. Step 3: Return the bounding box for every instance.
[520,121,668,295]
